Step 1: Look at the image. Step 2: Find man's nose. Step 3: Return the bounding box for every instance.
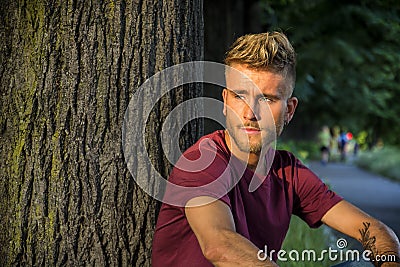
[243,100,259,121]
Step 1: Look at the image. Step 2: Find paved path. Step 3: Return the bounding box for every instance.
[308,161,400,237]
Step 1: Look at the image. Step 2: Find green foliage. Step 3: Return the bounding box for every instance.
[260,0,400,146]
[355,146,400,182]
[277,140,320,162]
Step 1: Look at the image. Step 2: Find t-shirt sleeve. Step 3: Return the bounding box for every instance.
[162,148,234,209]
[291,157,343,228]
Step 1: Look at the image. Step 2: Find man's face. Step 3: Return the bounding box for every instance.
[223,64,298,154]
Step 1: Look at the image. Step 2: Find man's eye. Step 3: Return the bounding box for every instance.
[234,94,245,100]
[259,97,273,103]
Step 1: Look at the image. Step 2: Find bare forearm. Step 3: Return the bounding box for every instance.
[204,230,278,267]
[358,221,400,267]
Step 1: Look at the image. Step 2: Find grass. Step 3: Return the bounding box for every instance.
[355,146,400,182]
[279,216,340,267]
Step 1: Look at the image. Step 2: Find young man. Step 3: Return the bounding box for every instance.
[152,32,400,266]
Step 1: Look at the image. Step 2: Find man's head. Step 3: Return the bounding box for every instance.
[222,32,298,155]
[224,31,296,96]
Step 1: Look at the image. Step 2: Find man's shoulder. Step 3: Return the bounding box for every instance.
[272,149,298,166]
[184,130,229,159]
[167,130,233,200]
[270,149,311,177]
[171,130,230,177]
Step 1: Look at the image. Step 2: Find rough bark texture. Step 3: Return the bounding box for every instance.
[0,0,203,266]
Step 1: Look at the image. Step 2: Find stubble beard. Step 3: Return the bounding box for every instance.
[226,123,278,154]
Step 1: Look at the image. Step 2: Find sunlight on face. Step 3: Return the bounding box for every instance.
[223,64,292,154]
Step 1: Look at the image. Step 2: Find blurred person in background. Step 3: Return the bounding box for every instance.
[338,129,349,162]
[318,125,332,165]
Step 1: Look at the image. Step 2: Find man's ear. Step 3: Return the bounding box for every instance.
[286,96,298,123]
[222,89,228,116]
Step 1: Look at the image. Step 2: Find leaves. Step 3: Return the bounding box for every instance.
[260,0,400,145]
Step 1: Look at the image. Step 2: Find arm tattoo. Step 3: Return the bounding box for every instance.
[359,222,378,256]
[359,222,382,266]
[359,222,400,267]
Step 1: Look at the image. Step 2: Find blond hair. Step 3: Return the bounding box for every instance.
[224,32,296,90]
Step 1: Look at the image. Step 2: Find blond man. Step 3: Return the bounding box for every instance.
[152,32,399,267]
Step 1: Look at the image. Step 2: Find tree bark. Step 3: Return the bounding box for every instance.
[0,0,203,266]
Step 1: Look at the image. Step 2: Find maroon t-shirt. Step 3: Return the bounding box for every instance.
[152,130,342,266]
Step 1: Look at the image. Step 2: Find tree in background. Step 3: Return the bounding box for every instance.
[0,0,202,265]
[259,0,400,146]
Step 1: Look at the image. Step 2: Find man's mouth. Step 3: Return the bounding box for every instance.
[240,127,261,134]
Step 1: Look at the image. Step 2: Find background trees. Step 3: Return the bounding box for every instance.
[265,0,400,146]
[204,0,400,146]
[0,0,202,265]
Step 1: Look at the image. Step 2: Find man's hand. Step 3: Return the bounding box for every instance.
[185,196,278,267]
[322,200,400,267]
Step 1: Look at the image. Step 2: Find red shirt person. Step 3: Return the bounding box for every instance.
[152,32,400,266]
[152,130,342,266]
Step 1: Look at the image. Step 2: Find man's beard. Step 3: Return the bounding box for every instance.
[226,120,279,154]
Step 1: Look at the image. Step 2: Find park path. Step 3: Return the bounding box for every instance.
[308,161,400,237]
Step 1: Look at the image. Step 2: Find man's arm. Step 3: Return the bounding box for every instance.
[185,196,278,267]
[322,200,400,266]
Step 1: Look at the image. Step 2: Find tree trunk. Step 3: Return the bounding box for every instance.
[0,0,203,266]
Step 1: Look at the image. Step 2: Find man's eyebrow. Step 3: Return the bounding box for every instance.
[262,93,282,100]
[229,89,283,99]
[229,89,248,94]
